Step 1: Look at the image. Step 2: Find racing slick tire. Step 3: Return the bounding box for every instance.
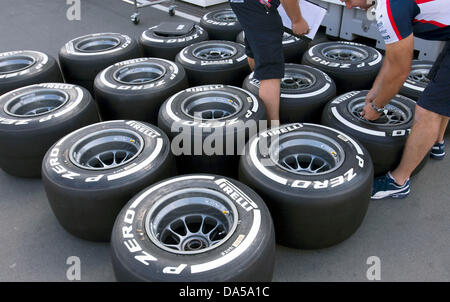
[321,90,428,176]
[302,41,383,93]
[94,58,188,124]
[200,9,242,41]
[399,60,433,101]
[42,120,175,242]
[111,174,275,282]
[158,85,266,178]
[243,64,336,123]
[0,83,99,178]
[0,50,63,95]
[175,40,250,86]
[239,123,373,249]
[59,33,141,93]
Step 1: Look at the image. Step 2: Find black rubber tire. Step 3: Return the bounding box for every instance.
[236,31,309,63]
[140,24,209,61]
[111,174,275,282]
[93,58,188,124]
[0,50,63,95]
[158,84,266,178]
[239,123,373,249]
[42,120,176,242]
[321,90,428,176]
[200,9,242,41]
[302,41,383,93]
[175,40,250,86]
[59,33,141,94]
[399,60,433,102]
[308,28,330,48]
[243,64,336,123]
[0,83,99,178]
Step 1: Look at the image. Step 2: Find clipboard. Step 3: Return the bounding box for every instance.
[278,0,327,40]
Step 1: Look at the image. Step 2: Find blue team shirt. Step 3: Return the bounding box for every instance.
[375,0,450,44]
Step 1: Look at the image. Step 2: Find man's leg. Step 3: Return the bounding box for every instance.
[390,105,442,185]
[248,57,255,71]
[437,116,449,143]
[259,79,281,123]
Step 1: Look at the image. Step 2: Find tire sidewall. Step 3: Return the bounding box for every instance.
[111,175,274,282]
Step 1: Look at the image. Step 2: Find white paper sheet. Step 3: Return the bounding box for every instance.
[278,0,327,40]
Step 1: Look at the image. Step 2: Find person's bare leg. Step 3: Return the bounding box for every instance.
[259,78,280,124]
[390,105,442,185]
[248,57,255,71]
[437,116,449,143]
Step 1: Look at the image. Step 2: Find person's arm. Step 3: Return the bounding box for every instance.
[361,34,414,120]
[279,0,309,35]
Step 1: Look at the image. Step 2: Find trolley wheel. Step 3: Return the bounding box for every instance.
[131,13,140,25]
[168,6,176,16]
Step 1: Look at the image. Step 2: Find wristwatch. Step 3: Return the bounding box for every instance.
[370,102,385,114]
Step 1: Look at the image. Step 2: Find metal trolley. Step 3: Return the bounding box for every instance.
[122,0,176,24]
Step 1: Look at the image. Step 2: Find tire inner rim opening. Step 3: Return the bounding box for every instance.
[322,45,369,61]
[270,131,345,175]
[145,188,239,255]
[0,55,36,74]
[193,43,237,60]
[75,36,121,52]
[69,129,144,170]
[182,91,242,120]
[408,66,431,84]
[348,97,412,126]
[213,11,237,22]
[153,28,195,38]
[4,89,69,117]
[113,62,166,85]
[281,70,316,90]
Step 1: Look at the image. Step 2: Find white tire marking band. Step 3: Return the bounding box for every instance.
[368,50,383,66]
[281,83,331,98]
[53,87,84,118]
[249,137,288,185]
[191,209,261,274]
[308,44,318,57]
[145,37,164,43]
[330,106,386,137]
[179,50,196,65]
[236,55,247,62]
[403,82,424,92]
[165,91,184,122]
[108,137,163,181]
[99,65,117,89]
[129,175,215,209]
[303,123,364,156]
[231,86,259,112]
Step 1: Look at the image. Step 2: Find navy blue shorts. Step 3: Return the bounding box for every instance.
[417,41,450,117]
[229,0,284,80]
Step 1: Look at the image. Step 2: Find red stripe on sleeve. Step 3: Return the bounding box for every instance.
[414,0,435,4]
[414,19,447,28]
[386,0,402,40]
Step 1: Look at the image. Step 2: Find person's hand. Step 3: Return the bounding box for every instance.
[292,18,310,36]
[365,89,377,105]
[360,102,382,121]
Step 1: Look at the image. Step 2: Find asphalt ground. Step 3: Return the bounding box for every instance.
[0,0,448,282]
